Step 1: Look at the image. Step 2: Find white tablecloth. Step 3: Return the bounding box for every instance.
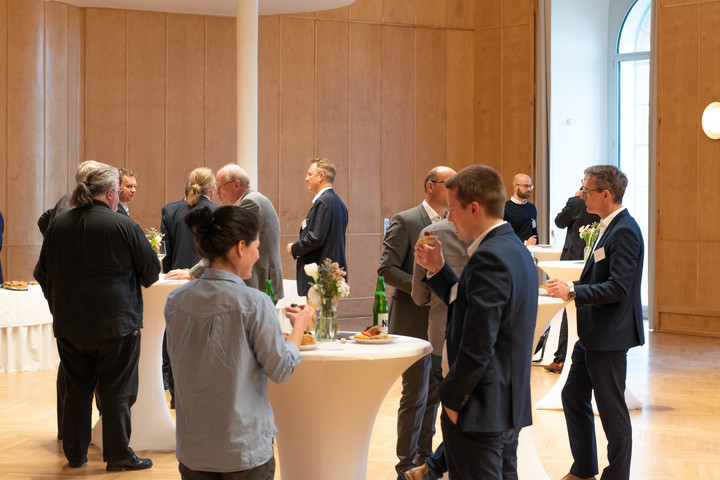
[268,335,431,480]
[0,287,58,373]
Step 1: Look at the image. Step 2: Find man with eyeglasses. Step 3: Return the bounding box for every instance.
[166,164,284,301]
[378,165,455,480]
[546,165,644,480]
[503,173,538,245]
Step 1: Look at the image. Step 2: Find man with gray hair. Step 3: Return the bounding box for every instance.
[35,166,160,471]
[166,164,284,300]
[546,165,644,480]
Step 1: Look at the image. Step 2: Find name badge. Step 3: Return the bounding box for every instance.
[301,219,307,230]
[450,283,458,304]
[531,219,537,228]
[594,246,606,262]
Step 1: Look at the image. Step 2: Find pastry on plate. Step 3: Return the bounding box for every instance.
[354,325,390,340]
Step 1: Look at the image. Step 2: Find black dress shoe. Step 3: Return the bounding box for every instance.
[68,457,87,468]
[106,454,153,471]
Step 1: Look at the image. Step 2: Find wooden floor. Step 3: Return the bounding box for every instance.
[1,329,719,479]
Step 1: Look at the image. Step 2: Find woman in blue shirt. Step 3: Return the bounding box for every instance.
[165,206,312,480]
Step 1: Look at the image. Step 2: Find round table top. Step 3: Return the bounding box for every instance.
[297,334,431,361]
[537,260,585,282]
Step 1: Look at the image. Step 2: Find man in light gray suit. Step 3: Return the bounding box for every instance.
[166,164,284,300]
[378,166,456,480]
[406,219,469,480]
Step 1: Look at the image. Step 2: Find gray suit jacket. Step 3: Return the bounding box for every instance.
[190,189,284,300]
[378,204,431,339]
[411,220,470,353]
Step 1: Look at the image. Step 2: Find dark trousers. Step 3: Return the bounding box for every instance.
[425,354,447,479]
[57,332,141,464]
[562,342,632,480]
[553,309,569,364]
[396,354,439,474]
[441,410,519,480]
[179,457,275,480]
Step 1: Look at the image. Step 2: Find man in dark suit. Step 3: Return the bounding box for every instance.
[379,166,456,479]
[546,165,644,480]
[545,190,601,373]
[287,158,348,296]
[116,168,137,216]
[415,164,537,480]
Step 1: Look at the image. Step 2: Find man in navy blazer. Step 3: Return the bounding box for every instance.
[287,158,348,296]
[415,165,537,480]
[546,165,644,480]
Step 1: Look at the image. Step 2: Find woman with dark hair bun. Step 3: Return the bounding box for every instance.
[164,206,312,480]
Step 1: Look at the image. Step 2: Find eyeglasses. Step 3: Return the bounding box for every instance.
[216,181,235,189]
[430,181,446,184]
[581,187,603,194]
[515,184,534,190]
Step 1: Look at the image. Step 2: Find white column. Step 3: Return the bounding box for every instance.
[236,0,259,186]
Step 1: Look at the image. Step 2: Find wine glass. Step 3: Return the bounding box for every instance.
[155,240,166,263]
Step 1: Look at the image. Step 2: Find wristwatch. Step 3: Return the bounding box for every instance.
[568,283,576,301]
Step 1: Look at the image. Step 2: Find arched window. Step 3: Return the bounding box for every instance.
[614,0,651,305]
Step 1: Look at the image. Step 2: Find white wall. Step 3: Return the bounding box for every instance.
[549,0,610,247]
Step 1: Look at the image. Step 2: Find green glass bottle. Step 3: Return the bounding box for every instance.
[372,276,388,333]
[264,279,275,303]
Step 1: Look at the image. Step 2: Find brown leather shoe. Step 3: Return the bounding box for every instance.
[544,361,563,373]
[561,473,596,480]
[404,463,435,480]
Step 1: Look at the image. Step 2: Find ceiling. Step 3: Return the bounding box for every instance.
[59,0,356,17]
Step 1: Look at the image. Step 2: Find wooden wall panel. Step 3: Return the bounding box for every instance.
[349,0,382,22]
[85,8,126,167]
[697,2,720,242]
[344,234,383,317]
[44,2,69,210]
[0,0,6,278]
[348,22,381,234]
[503,0,533,25]
[415,27,447,203]
[258,16,280,206]
[278,17,315,230]
[476,0,501,29]
[447,0,475,30]
[7,0,43,253]
[166,14,205,203]
[501,24,533,178]
[383,0,414,25]
[416,0,446,28]
[126,11,166,230]
[447,30,474,168]
[205,16,236,175]
[316,20,350,201]
[698,241,720,311]
[658,5,698,241]
[381,25,415,218]
[67,6,84,190]
[657,240,697,309]
[315,5,349,20]
[474,28,502,169]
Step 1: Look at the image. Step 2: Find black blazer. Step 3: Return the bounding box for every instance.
[555,195,600,261]
[160,196,218,272]
[425,223,537,433]
[291,189,348,296]
[575,209,645,351]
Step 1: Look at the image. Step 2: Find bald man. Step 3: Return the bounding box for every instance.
[503,173,538,246]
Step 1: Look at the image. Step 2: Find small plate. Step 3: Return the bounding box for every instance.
[299,344,318,351]
[353,335,396,345]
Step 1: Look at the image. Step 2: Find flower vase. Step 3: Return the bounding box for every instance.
[584,245,592,261]
[315,296,338,342]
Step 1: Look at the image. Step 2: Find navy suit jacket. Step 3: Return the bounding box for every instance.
[161,196,218,272]
[574,208,645,351]
[292,188,348,296]
[425,222,537,433]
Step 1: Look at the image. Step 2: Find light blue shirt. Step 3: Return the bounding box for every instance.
[165,268,301,472]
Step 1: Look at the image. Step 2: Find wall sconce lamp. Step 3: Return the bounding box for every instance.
[702,102,720,139]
